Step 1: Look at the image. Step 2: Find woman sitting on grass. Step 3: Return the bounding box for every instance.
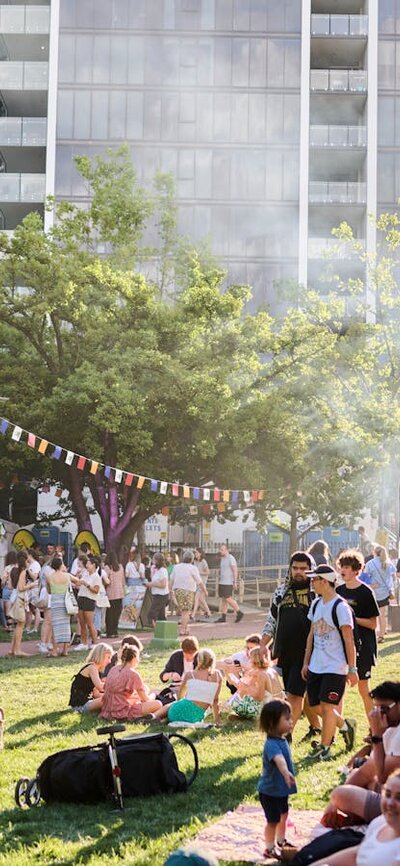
[69,642,113,713]
[152,648,222,725]
[100,645,162,721]
[225,647,284,720]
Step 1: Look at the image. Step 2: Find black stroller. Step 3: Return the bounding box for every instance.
[15,724,198,810]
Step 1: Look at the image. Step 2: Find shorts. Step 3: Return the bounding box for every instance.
[364,791,382,822]
[281,661,306,698]
[77,596,95,612]
[2,586,12,601]
[357,647,375,681]
[167,698,205,723]
[306,671,346,706]
[174,589,195,612]
[218,584,234,599]
[259,793,289,824]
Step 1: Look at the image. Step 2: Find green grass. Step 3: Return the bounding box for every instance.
[0,633,399,866]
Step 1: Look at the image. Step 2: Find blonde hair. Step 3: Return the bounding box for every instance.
[248,646,269,669]
[86,642,113,666]
[376,546,389,569]
[197,649,216,672]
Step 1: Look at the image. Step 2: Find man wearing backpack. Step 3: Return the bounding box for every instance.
[301,564,359,761]
[337,549,380,720]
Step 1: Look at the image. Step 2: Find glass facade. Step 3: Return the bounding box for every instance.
[378,2,400,209]
[56,0,302,309]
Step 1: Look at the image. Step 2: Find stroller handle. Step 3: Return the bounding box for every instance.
[96,724,126,736]
[168,732,199,789]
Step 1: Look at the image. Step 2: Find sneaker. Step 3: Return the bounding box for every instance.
[300,725,322,743]
[38,642,49,654]
[215,615,226,623]
[312,745,332,762]
[235,610,244,623]
[73,643,89,652]
[340,718,357,752]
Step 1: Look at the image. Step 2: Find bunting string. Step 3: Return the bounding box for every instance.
[0,417,265,505]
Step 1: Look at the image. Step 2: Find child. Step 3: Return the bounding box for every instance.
[257,699,297,860]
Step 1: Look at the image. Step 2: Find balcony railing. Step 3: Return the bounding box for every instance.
[310,124,367,147]
[0,173,45,202]
[0,117,47,146]
[309,181,367,204]
[0,5,49,34]
[311,69,367,93]
[0,61,48,89]
[311,14,368,37]
[308,237,366,258]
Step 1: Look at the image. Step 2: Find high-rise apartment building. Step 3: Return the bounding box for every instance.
[0,1,398,309]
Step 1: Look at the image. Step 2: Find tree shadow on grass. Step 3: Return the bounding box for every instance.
[0,751,257,865]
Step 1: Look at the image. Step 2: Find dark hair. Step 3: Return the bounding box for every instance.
[5,550,17,567]
[120,635,143,652]
[370,681,400,702]
[307,540,329,557]
[80,542,90,553]
[154,552,165,568]
[259,699,291,735]
[245,633,261,645]
[338,549,364,572]
[28,547,39,560]
[88,554,101,569]
[121,645,140,665]
[51,557,63,571]
[289,551,313,568]
[196,548,205,558]
[10,550,28,588]
[78,554,88,566]
[106,549,119,571]
[181,636,199,653]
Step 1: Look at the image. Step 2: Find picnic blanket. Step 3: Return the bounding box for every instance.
[195,805,322,863]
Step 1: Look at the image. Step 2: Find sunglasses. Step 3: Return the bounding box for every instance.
[378,702,397,715]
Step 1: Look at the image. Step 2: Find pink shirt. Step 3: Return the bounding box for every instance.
[101,665,145,719]
[106,565,125,601]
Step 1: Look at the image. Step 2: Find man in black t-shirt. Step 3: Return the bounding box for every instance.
[337,548,380,720]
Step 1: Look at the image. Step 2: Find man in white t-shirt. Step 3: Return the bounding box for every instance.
[216,543,243,624]
[302,564,358,761]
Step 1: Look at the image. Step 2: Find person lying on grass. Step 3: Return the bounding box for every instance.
[69,642,113,713]
[100,645,162,721]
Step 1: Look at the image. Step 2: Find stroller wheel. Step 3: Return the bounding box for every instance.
[14,777,31,808]
[26,777,41,807]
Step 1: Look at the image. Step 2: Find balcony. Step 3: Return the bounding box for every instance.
[308,236,365,258]
[0,173,45,202]
[0,5,49,34]
[311,14,368,37]
[309,181,366,204]
[0,117,46,146]
[310,124,367,147]
[310,69,367,92]
[0,61,48,89]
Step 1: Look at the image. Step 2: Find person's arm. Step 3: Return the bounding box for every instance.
[89,664,105,692]
[301,625,314,680]
[237,671,265,701]
[368,705,388,785]
[177,672,189,700]
[273,754,295,788]
[340,624,359,686]
[160,652,182,683]
[85,575,100,594]
[230,557,238,586]
[355,615,377,630]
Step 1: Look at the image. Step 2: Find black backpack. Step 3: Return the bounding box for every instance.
[310,597,361,658]
[290,828,365,865]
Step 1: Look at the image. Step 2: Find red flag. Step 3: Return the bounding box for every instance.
[77,456,86,471]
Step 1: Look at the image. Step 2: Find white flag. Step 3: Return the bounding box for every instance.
[11,426,22,442]
[115,468,123,483]
[243,490,251,503]
[65,450,74,465]
[202,488,211,501]
[160,481,168,494]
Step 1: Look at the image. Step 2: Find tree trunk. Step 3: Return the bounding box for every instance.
[289,510,298,556]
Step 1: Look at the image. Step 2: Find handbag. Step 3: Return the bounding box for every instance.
[9,594,26,623]
[65,584,79,616]
[36,586,49,610]
[96,589,110,609]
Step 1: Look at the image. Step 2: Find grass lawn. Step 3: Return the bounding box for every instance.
[0,632,399,866]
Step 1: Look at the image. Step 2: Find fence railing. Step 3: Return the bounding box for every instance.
[309,181,366,204]
[310,124,367,148]
[310,69,367,93]
[311,14,368,37]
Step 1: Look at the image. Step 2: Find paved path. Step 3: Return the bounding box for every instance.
[0,606,267,657]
